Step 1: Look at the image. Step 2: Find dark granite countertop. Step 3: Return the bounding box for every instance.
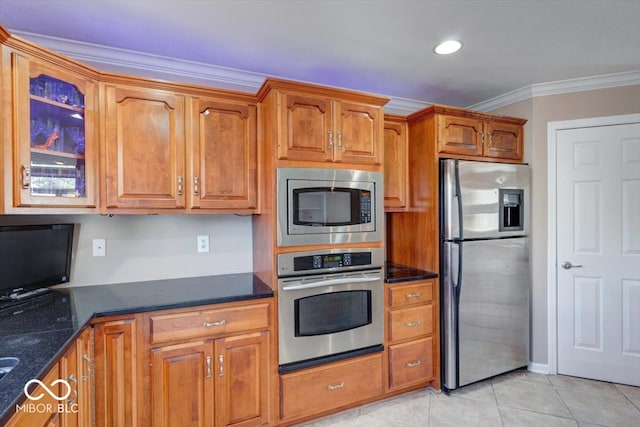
[0,273,273,423]
[385,262,438,283]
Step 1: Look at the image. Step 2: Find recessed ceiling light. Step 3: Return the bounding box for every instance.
[434,40,462,55]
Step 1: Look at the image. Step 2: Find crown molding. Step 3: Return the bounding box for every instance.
[384,97,431,115]
[11,29,266,92]
[468,70,640,112]
[12,29,640,114]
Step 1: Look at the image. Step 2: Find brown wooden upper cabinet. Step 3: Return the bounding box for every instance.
[257,79,388,168]
[383,116,408,211]
[437,113,524,162]
[190,97,257,211]
[278,92,382,165]
[102,83,257,213]
[5,51,98,211]
[103,84,187,210]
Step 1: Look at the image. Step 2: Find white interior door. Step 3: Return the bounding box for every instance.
[556,122,640,386]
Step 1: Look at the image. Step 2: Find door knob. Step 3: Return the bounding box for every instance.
[561,261,583,270]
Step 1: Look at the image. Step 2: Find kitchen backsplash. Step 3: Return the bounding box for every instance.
[0,214,253,286]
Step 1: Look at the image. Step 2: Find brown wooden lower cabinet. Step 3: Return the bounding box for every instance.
[59,327,93,427]
[385,279,438,393]
[5,327,93,427]
[151,339,215,427]
[279,352,384,422]
[5,364,61,427]
[388,337,433,389]
[214,332,269,427]
[149,332,269,427]
[143,300,272,427]
[93,316,138,427]
[5,292,440,427]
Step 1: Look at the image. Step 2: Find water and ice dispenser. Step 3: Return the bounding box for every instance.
[499,189,524,231]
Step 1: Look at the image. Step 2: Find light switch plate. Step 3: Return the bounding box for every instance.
[197,235,210,253]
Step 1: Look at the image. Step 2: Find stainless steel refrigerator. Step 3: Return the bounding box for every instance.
[440,159,530,392]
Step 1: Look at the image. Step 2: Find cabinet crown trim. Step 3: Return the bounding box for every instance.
[407,104,527,125]
[257,78,390,106]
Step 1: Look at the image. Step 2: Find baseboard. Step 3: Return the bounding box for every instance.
[527,362,550,375]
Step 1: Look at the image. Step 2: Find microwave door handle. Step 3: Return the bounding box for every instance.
[282,276,380,291]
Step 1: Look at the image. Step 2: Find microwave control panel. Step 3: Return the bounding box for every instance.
[360,190,372,224]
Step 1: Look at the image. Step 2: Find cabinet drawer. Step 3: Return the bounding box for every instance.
[388,281,433,308]
[150,303,270,344]
[389,337,433,389]
[280,353,384,420]
[388,305,433,342]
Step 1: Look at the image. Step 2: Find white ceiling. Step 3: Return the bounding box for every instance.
[1,0,639,111]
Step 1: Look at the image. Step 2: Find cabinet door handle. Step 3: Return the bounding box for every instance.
[327,382,344,391]
[406,320,422,327]
[218,355,224,377]
[82,354,90,382]
[337,131,343,151]
[193,176,199,196]
[177,176,183,195]
[67,374,78,405]
[487,132,493,147]
[405,292,421,299]
[203,319,226,328]
[328,131,334,149]
[205,356,212,378]
[479,131,485,146]
[406,359,422,368]
[22,165,31,189]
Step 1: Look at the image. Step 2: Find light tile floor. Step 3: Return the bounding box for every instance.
[294,370,640,427]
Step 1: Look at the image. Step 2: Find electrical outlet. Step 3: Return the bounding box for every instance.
[93,238,106,257]
[197,235,210,253]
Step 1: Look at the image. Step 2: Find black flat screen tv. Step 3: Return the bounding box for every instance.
[0,224,74,297]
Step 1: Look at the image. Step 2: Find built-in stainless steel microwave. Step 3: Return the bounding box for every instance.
[276,168,383,247]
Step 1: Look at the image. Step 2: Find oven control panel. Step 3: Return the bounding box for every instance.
[302,252,369,271]
[277,248,384,277]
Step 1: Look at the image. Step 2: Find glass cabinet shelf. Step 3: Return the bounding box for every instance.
[28,74,86,198]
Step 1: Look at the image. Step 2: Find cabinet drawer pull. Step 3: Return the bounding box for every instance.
[193,176,199,196]
[406,359,422,368]
[405,292,421,299]
[328,130,334,149]
[177,176,183,196]
[406,320,422,327]
[206,356,212,378]
[337,131,343,151]
[327,381,344,391]
[203,319,226,328]
[218,355,224,377]
[22,165,31,189]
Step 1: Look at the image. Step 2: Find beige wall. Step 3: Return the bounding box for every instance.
[0,215,253,286]
[491,85,640,365]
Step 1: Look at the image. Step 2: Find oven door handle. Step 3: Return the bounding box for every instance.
[281,276,380,291]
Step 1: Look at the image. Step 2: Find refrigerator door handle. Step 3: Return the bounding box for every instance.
[454,242,463,299]
[454,160,464,240]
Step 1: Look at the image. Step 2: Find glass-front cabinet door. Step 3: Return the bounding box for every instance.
[12,53,97,208]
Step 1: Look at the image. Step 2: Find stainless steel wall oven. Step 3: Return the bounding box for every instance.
[277,248,384,373]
